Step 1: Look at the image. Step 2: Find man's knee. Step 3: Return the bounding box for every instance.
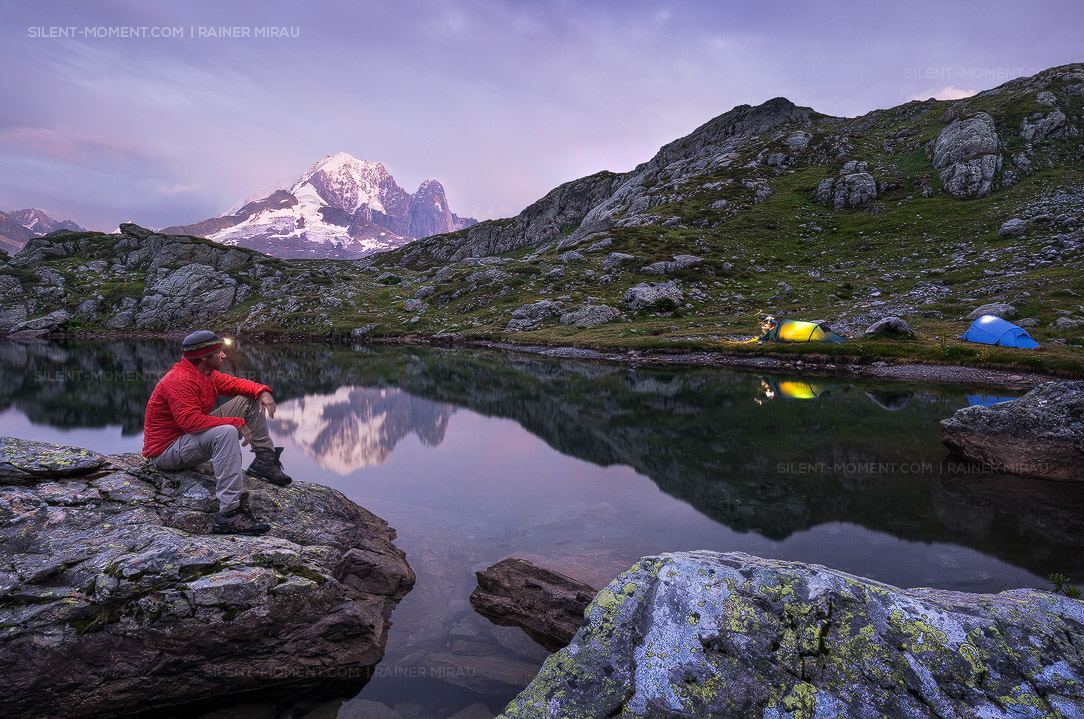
[207,424,239,446]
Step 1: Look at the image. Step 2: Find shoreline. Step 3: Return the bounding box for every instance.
[23,328,1077,390]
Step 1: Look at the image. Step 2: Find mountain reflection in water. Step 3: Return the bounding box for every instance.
[269,386,455,473]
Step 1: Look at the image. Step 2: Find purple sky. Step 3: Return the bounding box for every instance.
[1,0,1080,231]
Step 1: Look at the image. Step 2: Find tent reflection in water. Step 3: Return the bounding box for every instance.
[755,378,832,403]
[758,318,847,343]
[960,314,1041,349]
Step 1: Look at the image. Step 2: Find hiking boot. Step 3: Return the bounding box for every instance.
[213,491,270,535]
[246,447,292,486]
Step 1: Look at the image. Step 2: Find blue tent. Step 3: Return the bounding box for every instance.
[960,315,1040,348]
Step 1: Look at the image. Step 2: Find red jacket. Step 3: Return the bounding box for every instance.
[142,359,272,458]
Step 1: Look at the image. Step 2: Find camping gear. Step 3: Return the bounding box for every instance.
[960,315,1040,349]
[758,319,847,343]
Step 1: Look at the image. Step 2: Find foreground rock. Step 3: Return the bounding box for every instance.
[470,557,597,652]
[499,551,1084,719]
[940,381,1084,481]
[0,436,415,719]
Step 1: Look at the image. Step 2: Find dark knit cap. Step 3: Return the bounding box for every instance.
[181,330,224,359]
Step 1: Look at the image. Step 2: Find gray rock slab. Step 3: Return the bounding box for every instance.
[941,381,1084,481]
[498,550,1084,718]
[559,304,620,328]
[966,303,1017,321]
[0,437,415,718]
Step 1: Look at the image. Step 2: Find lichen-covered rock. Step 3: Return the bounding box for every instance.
[0,436,414,718]
[499,551,1084,719]
[0,436,108,481]
[559,304,621,328]
[941,381,1084,481]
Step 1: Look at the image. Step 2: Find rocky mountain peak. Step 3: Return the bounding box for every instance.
[296,152,397,216]
[652,96,814,169]
[163,153,478,259]
[0,208,85,255]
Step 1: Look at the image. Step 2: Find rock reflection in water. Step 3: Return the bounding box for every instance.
[269,386,455,474]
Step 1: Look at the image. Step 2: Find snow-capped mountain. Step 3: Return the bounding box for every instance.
[0,208,84,254]
[164,153,478,259]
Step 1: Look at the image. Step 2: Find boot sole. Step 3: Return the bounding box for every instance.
[212,525,270,535]
[245,468,292,486]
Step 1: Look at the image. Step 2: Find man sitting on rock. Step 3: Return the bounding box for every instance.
[142,330,292,535]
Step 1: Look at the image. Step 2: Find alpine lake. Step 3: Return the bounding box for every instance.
[3,338,1082,719]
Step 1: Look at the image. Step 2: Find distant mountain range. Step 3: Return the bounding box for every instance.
[163,152,478,259]
[0,209,84,254]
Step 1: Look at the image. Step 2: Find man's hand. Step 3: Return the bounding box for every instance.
[238,423,253,447]
[258,391,276,419]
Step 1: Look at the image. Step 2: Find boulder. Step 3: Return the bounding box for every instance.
[940,381,1084,481]
[641,255,703,275]
[931,113,1001,200]
[998,218,1027,237]
[603,252,635,271]
[0,436,414,718]
[0,305,29,333]
[1050,317,1082,331]
[784,131,810,151]
[863,316,915,338]
[624,281,684,311]
[1036,90,1058,106]
[558,304,621,328]
[815,161,878,211]
[470,558,597,652]
[119,222,154,239]
[965,303,1017,321]
[466,268,512,284]
[0,274,21,296]
[506,300,564,332]
[498,551,1084,719]
[11,309,70,334]
[1021,110,1067,140]
[558,251,586,264]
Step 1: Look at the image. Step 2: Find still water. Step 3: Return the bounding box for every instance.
[2,339,1082,718]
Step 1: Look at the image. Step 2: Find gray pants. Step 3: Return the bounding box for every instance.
[151,396,275,513]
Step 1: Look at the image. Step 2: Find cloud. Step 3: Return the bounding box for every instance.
[907,85,978,101]
[157,183,201,195]
[0,126,155,164]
